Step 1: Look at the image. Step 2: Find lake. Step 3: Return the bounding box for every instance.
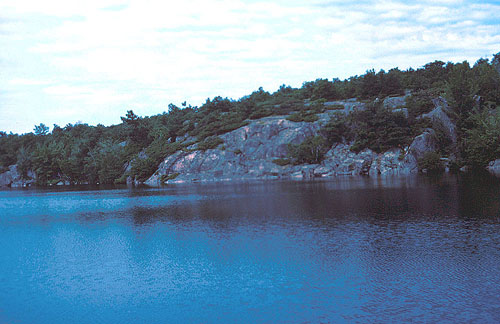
[1,175,500,323]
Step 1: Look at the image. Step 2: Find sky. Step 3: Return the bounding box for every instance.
[1,0,499,134]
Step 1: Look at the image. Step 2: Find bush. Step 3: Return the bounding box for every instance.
[321,113,348,144]
[288,136,328,164]
[272,158,291,166]
[418,152,444,173]
[196,136,224,151]
[406,90,435,121]
[349,103,412,153]
[432,119,453,155]
[249,108,272,119]
[161,172,180,183]
[286,111,319,123]
[462,109,500,168]
[309,99,326,113]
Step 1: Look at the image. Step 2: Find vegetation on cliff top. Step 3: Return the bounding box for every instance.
[1,53,500,184]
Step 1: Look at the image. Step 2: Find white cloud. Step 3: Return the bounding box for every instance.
[0,0,499,133]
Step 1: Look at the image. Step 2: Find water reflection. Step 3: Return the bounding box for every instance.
[0,175,500,323]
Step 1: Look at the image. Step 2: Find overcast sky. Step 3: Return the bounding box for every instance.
[1,0,499,134]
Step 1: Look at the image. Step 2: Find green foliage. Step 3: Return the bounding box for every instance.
[406,90,435,121]
[431,119,453,155]
[311,79,338,100]
[472,58,500,105]
[161,172,180,183]
[418,152,445,173]
[404,61,451,91]
[445,62,477,121]
[358,69,404,99]
[349,103,412,153]
[34,123,49,136]
[2,53,500,183]
[309,99,326,113]
[272,158,291,166]
[121,110,152,148]
[301,79,338,100]
[16,147,32,180]
[195,136,224,151]
[129,139,193,182]
[286,110,319,123]
[462,109,500,168]
[31,141,64,185]
[321,113,349,144]
[288,136,328,164]
[85,140,125,184]
[249,108,272,119]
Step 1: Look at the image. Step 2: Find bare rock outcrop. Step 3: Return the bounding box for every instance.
[0,165,35,187]
[146,109,438,185]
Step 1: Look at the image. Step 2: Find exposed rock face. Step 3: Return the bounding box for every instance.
[409,130,438,159]
[0,165,35,187]
[146,112,438,185]
[146,116,325,184]
[423,97,457,144]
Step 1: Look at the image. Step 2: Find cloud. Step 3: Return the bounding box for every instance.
[0,0,499,133]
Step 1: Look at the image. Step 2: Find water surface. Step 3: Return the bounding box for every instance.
[1,175,500,323]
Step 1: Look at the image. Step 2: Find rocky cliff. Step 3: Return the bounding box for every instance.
[145,95,447,186]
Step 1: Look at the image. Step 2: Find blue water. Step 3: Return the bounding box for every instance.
[1,175,500,323]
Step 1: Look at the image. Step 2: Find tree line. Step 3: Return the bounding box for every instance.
[1,53,499,184]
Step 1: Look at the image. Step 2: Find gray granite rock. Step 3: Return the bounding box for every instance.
[383,94,408,110]
[422,97,457,144]
[145,111,440,185]
[487,159,500,176]
[0,165,35,187]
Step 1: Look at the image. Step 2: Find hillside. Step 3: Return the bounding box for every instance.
[1,54,500,187]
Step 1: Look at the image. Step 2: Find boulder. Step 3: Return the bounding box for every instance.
[422,97,457,144]
[0,165,35,187]
[487,159,500,176]
[383,94,408,110]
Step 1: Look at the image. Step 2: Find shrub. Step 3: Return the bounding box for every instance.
[161,172,180,183]
[130,156,163,182]
[432,119,453,155]
[418,152,444,173]
[249,108,272,119]
[286,111,319,123]
[462,109,500,168]
[349,103,412,153]
[196,136,224,151]
[272,158,291,166]
[309,99,326,113]
[406,90,435,121]
[321,112,348,144]
[288,136,328,164]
